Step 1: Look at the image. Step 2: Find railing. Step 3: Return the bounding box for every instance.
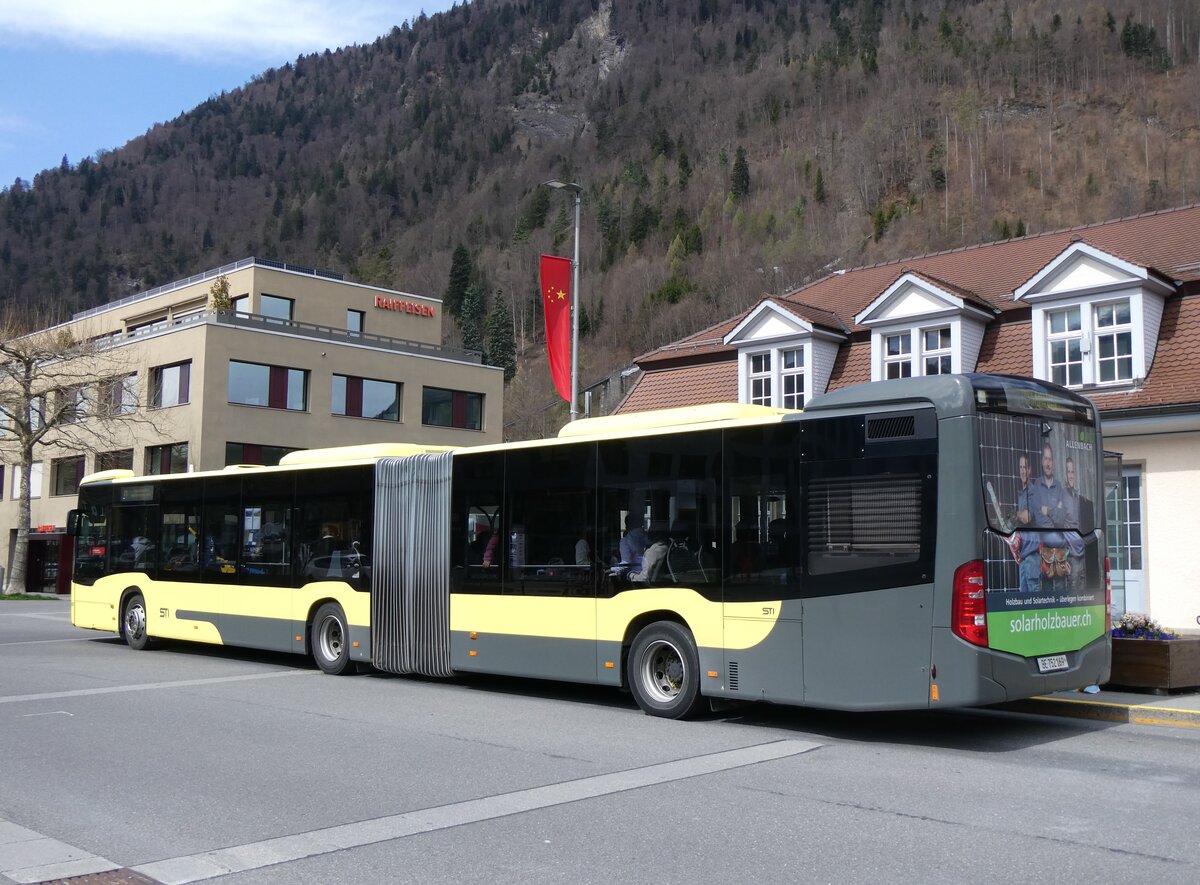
[98,309,482,364]
[71,257,346,322]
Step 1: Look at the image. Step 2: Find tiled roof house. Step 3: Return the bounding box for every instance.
[618,204,1200,631]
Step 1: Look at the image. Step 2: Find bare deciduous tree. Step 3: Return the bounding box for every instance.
[0,310,160,594]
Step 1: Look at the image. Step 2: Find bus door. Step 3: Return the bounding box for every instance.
[722,424,804,705]
[500,445,598,682]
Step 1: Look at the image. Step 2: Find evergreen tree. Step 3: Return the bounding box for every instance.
[458,279,487,355]
[813,166,827,204]
[444,243,472,317]
[484,292,517,382]
[730,146,750,198]
[677,149,692,191]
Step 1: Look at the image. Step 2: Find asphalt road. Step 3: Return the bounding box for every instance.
[2,598,1198,884]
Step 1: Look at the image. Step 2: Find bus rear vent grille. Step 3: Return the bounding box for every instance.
[728,661,739,691]
[867,414,916,440]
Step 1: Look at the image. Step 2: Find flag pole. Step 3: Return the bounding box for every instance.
[569,187,581,421]
[543,179,584,421]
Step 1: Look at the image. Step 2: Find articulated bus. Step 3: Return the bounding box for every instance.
[70,374,1110,717]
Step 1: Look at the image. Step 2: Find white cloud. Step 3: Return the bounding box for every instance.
[0,1,439,63]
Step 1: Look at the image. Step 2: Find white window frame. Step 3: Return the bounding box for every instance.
[884,331,913,379]
[780,348,805,409]
[921,326,952,376]
[748,351,772,405]
[741,344,812,409]
[1094,299,1134,385]
[1046,306,1084,387]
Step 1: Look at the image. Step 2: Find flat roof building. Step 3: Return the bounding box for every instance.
[1,257,503,593]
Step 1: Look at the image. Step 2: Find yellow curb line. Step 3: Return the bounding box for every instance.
[1008,696,1200,728]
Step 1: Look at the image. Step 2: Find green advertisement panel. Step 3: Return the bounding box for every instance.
[986,601,1106,656]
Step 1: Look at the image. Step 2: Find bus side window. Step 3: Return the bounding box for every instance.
[73,490,110,586]
[296,466,372,590]
[724,424,801,595]
[202,477,241,584]
[452,452,505,594]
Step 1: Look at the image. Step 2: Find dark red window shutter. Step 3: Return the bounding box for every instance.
[268,366,287,409]
[347,377,363,418]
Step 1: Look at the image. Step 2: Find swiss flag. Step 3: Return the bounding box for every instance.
[539,254,572,401]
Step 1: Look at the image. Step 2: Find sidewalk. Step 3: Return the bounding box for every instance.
[1001,686,1200,728]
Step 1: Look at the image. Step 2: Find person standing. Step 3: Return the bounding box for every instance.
[1013,453,1042,593]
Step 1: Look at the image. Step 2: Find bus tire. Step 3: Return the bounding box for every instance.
[312,603,352,675]
[122,592,150,651]
[628,621,706,719]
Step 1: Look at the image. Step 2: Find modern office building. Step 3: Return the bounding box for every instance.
[1,257,504,593]
[620,205,1200,633]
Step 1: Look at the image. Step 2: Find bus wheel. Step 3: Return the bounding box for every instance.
[628,621,706,719]
[312,603,352,675]
[122,592,150,651]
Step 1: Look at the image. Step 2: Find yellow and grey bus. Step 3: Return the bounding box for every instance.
[70,374,1110,717]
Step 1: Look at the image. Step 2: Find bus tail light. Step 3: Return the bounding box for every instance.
[1104,557,1112,632]
[951,560,988,648]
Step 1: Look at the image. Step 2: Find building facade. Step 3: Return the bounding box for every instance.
[620,206,1200,633]
[1,258,504,593]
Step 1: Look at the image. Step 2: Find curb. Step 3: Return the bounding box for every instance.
[1002,695,1200,728]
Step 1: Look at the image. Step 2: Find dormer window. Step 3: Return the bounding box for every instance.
[724,300,846,409]
[856,272,993,382]
[1016,242,1174,389]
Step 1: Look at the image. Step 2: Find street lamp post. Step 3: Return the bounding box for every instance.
[543,179,582,421]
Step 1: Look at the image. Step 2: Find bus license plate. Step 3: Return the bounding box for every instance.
[1037,654,1069,673]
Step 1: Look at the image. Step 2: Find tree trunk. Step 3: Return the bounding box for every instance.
[3,453,33,594]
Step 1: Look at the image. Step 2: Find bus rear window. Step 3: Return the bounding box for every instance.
[979,413,1099,535]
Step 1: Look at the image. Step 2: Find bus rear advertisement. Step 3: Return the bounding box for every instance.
[69,374,1110,718]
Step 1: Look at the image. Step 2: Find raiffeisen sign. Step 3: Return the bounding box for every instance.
[374,295,436,317]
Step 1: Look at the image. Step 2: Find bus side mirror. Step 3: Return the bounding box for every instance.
[66,509,82,537]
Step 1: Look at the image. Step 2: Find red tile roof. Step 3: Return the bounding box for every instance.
[623,205,1200,414]
[619,361,738,413]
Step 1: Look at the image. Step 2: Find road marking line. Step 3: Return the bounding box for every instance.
[0,670,314,705]
[134,739,822,884]
[0,637,99,646]
[2,612,71,622]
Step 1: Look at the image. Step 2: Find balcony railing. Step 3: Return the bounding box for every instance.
[98,309,482,364]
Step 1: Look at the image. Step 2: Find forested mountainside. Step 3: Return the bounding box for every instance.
[2,0,1198,434]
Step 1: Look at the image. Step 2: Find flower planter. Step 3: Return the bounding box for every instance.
[1107,637,1200,692]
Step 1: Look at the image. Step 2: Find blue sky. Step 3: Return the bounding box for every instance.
[0,1,453,188]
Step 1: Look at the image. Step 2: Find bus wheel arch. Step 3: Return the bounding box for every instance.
[625,616,706,720]
[310,601,353,675]
[120,588,151,651]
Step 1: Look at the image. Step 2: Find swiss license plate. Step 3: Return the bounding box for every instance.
[1037,654,1069,673]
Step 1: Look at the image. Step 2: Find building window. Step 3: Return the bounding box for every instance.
[259,294,293,323]
[151,361,191,408]
[1047,307,1083,387]
[100,374,137,416]
[225,442,300,466]
[0,465,4,499]
[51,455,87,496]
[922,327,952,375]
[146,443,189,476]
[884,332,913,379]
[422,387,483,430]
[780,348,804,409]
[57,386,88,424]
[232,294,250,315]
[30,395,45,431]
[12,463,43,499]
[228,361,308,411]
[748,353,772,405]
[96,449,134,472]
[332,375,400,421]
[1095,300,1133,384]
[347,309,364,336]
